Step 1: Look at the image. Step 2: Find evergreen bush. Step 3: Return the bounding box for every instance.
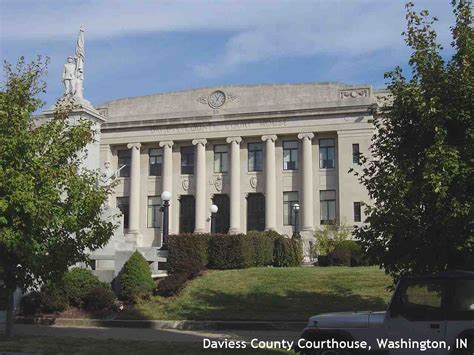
[62,268,105,308]
[208,234,254,269]
[118,251,155,301]
[273,236,303,267]
[247,230,278,266]
[167,234,211,273]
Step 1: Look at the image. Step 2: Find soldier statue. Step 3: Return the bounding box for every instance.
[62,56,76,96]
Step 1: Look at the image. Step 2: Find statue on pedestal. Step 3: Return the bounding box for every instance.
[61,25,85,98]
[62,56,76,96]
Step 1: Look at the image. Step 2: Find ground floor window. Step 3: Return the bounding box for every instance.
[247,193,265,231]
[283,191,299,225]
[116,197,130,229]
[147,196,161,228]
[320,190,336,225]
[212,194,230,234]
[353,201,361,222]
[179,195,195,233]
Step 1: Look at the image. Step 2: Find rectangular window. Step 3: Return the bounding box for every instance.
[116,197,130,229]
[283,191,299,225]
[283,141,298,170]
[248,142,263,172]
[320,190,336,225]
[117,150,131,177]
[352,143,360,164]
[181,146,194,175]
[354,202,361,222]
[147,196,161,228]
[149,148,163,176]
[214,144,228,173]
[319,139,335,169]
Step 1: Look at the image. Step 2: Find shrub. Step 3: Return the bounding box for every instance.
[167,234,211,273]
[39,285,69,313]
[155,273,188,297]
[172,259,204,279]
[62,268,105,308]
[313,224,351,255]
[118,251,155,301]
[273,236,303,267]
[208,234,255,269]
[330,240,369,266]
[247,230,278,266]
[20,291,42,315]
[84,286,116,311]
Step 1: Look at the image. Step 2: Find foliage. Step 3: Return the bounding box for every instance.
[353,1,474,280]
[83,286,116,311]
[0,57,117,335]
[247,230,278,266]
[118,251,155,301]
[273,236,303,267]
[167,234,210,273]
[208,234,255,269]
[171,259,204,280]
[19,291,42,315]
[332,240,369,266]
[155,273,189,297]
[313,224,351,255]
[62,268,105,308]
[38,284,69,313]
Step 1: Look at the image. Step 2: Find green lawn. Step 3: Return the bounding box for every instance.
[0,336,289,355]
[121,266,392,321]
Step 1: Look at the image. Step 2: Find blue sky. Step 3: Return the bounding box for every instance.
[0,0,456,108]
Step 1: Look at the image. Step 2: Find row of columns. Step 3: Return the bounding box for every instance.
[124,132,315,237]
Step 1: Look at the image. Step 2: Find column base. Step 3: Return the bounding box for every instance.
[228,228,241,235]
[124,231,141,244]
[193,228,206,234]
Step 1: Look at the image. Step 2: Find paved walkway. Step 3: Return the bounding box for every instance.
[1,324,301,344]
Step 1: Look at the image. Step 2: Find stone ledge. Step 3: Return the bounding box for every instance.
[13,317,306,331]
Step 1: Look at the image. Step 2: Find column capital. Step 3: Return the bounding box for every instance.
[297,132,314,140]
[192,138,207,146]
[127,142,141,150]
[226,136,242,144]
[159,140,174,148]
[261,135,277,143]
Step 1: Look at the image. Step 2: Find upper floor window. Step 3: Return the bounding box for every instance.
[319,139,335,169]
[320,190,336,225]
[352,143,360,164]
[149,148,163,176]
[214,144,228,173]
[248,142,263,172]
[353,201,361,222]
[283,141,298,170]
[116,197,129,229]
[147,196,161,228]
[181,146,194,175]
[283,191,299,225]
[117,150,131,177]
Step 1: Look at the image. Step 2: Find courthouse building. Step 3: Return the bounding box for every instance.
[96,83,378,245]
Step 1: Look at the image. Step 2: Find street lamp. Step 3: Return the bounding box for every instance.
[160,190,171,248]
[210,204,218,234]
[293,203,300,238]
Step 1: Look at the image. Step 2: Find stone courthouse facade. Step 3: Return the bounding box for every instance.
[97,83,377,249]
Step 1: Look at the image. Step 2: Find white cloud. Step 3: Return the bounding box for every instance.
[1,0,455,78]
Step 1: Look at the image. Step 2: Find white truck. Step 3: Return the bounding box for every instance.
[296,271,474,355]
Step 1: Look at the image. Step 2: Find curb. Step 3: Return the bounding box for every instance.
[14,317,306,331]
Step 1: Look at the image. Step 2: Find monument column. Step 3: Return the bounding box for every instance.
[261,135,277,231]
[192,139,207,233]
[127,142,141,236]
[159,140,174,232]
[298,132,315,231]
[226,136,242,234]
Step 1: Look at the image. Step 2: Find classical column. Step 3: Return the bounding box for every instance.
[226,136,242,234]
[127,142,141,235]
[159,140,174,232]
[261,135,277,231]
[298,132,315,231]
[192,139,207,233]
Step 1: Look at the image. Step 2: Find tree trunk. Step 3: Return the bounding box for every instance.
[5,288,15,338]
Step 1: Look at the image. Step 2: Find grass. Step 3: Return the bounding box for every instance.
[0,336,289,355]
[121,266,392,321]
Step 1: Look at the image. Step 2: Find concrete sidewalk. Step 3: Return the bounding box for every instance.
[1,323,301,344]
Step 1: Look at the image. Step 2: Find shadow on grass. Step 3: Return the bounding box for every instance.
[122,287,387,321]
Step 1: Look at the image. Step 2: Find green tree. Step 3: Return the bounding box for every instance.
[354,1,473,281]
[0,57,117,337]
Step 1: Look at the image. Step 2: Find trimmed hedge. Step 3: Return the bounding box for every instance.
[118,251,155,301]
[248,230,278,266]
[273,236,303,267]
[330,240,369,266]
[167,234,211,273]
[209,234,255,269]
[62,268,105,308]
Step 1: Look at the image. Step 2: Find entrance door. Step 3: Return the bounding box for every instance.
[212,194,230,234]
[179,195,195,233]
[247,193,265,231]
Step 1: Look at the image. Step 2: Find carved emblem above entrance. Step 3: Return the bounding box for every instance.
[197,90,238,109]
